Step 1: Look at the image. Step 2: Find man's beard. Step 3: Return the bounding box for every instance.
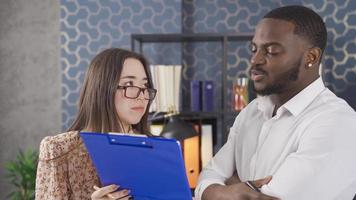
[253,59,301,96]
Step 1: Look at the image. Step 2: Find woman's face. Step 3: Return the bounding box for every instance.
[115,58,149,129]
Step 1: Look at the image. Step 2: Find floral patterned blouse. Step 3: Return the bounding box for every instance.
[35,131,100,200]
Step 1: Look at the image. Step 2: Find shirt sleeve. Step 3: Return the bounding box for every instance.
[194,114,242,199]
[35,137,70,200]
[261,112,356,200]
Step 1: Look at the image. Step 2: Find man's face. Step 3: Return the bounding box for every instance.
[249,18,308,96]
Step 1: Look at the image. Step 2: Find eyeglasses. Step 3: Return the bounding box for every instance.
[117,85,157,100]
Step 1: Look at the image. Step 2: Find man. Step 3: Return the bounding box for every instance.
[195,5,356,200]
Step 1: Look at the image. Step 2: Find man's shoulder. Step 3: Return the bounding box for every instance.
[305,89,356,126]
[38,131,82,161]
[312,89,355,115]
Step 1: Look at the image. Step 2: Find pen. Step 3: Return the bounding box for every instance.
[245,181,261,192]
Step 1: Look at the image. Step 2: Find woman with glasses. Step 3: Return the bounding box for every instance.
[35,48,157,200]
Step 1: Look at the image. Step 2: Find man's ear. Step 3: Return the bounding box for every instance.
[305,47,322,68]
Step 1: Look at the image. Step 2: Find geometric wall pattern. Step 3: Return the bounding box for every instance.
[60,0,181,130]
[61,0,356,130]
[182,0,356,111]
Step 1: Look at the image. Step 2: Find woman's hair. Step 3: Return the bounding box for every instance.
[68,48,153,135]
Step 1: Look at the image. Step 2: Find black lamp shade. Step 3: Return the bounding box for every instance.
[160,115,198,140]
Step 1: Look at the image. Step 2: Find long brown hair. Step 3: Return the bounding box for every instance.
[68,48,153,135]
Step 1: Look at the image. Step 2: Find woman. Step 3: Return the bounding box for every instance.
[35,48,157,200]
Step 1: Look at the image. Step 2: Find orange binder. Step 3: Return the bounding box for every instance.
[183,124,200,188]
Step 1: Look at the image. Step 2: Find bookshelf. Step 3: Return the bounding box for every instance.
[131,33,253,149]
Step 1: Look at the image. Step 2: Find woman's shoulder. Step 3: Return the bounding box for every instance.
[38,131,83,161]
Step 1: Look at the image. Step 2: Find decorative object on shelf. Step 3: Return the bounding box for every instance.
[160,114,198,140]
[161,115,198,140]
[247,79,257,103]
[151,107,198,141]
[4,149,38,200]
[233,77,249,111]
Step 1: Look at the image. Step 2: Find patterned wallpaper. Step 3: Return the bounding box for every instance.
[60,0,356,130]
[182,0,356,111]
[60,0,181,130]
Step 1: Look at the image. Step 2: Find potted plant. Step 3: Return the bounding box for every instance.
[4,149,38,200]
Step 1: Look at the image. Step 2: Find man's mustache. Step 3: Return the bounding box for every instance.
[249,66,267,75]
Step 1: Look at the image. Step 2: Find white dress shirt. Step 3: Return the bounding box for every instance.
[195,77,356,200]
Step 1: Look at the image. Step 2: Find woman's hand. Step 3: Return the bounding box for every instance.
[91,184,131,200]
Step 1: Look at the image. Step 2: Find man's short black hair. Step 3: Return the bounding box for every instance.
[263,5,327,53]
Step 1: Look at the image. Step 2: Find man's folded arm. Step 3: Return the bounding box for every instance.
[195,127,239,199]
[261,116,356,200]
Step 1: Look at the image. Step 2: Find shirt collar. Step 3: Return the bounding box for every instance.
[257,96,275,119]
[256,77,325,118]
[283,77,325,116]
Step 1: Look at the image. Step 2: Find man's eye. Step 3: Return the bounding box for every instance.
[266,47,280,55]
[267,51,279,56]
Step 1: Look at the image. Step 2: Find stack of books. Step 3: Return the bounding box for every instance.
[149,65,182,112]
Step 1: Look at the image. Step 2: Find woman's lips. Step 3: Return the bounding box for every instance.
[250,69,266,81]
[131,107,144,112]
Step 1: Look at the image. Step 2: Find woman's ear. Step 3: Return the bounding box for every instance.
[305,47,322,69]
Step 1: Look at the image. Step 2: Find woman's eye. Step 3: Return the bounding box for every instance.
[123,81,134,86]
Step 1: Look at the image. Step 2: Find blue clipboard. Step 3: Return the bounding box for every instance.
[80,132,192,200]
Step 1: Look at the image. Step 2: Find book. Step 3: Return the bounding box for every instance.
[202,81,214,112]
[201,124,213,168]
[149,65,157,112]
[149,65,182,112]
[183,124,200,188]
[173,65,182,112]
[190,80,202,112]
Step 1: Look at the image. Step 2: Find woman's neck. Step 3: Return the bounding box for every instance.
[82,123,133,134]
[121,123,132,133]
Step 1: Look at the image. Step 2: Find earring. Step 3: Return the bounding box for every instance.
[308,63,313,67]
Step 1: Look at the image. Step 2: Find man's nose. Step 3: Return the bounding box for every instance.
[250,50,265,65]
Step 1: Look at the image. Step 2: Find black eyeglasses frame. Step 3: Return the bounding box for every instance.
[117,85,157,100]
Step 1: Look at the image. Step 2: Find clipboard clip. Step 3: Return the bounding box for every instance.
[107,135,154,149]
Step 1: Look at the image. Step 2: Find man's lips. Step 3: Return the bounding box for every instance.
[250,69,266,81]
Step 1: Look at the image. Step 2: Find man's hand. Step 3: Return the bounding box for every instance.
[202,176,279,200]
[248,176,273,191]
[225,171,241,185]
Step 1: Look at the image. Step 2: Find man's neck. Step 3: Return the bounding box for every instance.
[271,91,300,111]
[271,76,319,114]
